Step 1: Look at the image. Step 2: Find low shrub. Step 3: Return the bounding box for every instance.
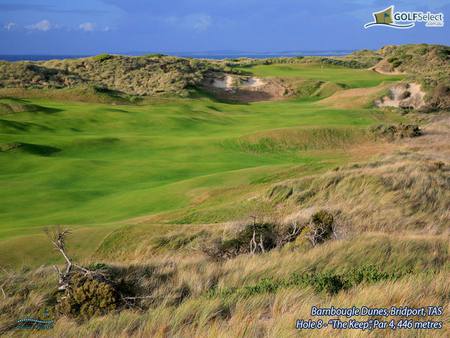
[298,210,335,246]
[56,273,118,320]
[424,84,450,111]
[144,53,166,58]
[203,211,336,259]
[202,223,278,259]
[209,264,408,298]
[370,124,422,140]
[93,54,113,62]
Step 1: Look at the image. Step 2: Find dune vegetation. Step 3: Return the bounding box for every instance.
[0,44,448,337]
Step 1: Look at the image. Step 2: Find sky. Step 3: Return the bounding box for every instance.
[0,0,449,54]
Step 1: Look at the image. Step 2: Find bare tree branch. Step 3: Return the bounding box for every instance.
[258,233,265,253]
[45,226,82,290]
[249,230,257,254]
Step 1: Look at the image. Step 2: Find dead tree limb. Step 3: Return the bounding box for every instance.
[250,230,257,254]
[45,226,78,290]
[305,221,327,247]
[258,233,265,253]
[276,222,302,247]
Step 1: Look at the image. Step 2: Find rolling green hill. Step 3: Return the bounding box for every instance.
[0,66,404,249]
[234,63,403,88]
[0,64,403,240]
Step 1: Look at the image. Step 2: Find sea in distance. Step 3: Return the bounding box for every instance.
[0,50,353,62]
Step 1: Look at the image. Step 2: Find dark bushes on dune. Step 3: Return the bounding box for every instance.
[201,223,278,260]
[370,123,422,140]
[202,210,336,260]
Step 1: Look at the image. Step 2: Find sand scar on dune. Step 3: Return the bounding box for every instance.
[376,83,425,109]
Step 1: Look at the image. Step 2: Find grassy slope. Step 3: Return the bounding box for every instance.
[1,231,448,337]
[0,63,404,265]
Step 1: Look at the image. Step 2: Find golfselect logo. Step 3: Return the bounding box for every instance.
[364,6,444,29]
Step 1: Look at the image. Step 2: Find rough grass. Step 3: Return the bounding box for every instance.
[0,233,448,337]
[0,56,226,96]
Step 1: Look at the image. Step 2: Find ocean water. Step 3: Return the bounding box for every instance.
[0,50,353,62]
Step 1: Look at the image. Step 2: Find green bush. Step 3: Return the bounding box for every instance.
[209,264,409,299]
[209,264,407,299]
[93,54,113,62]
[56,273,118,320]
[312,210,334,228]
[310,273,344,294]
[387,57,402,68]
[234,223,278,252]
[144,53,166,58]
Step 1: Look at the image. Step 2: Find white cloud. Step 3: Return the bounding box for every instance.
[163,14,212,31]
[26,19,52,31]
[3,22,16,31]
[79,22,95,32]
[188,14,212,31]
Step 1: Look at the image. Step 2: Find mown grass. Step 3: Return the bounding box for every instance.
[235,63,404,88]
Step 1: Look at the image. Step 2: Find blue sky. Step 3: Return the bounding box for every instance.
[0,0,449,54]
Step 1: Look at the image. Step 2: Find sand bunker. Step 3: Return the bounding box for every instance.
[210,75,266,91]
[203,73,286,102]
[242,77,266,88]
[376,83,425,109]
[211,75,235,90]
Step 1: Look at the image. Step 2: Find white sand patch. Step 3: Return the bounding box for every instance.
[212,75,234,90]
[242,77,266,88]
[210,75,266,91]
[376,83,425,109]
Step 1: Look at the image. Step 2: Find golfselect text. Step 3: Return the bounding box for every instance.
[394,11,444,26]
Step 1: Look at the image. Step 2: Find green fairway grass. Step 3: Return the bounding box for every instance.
[0,63,406,266]
[236,63,404,88]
